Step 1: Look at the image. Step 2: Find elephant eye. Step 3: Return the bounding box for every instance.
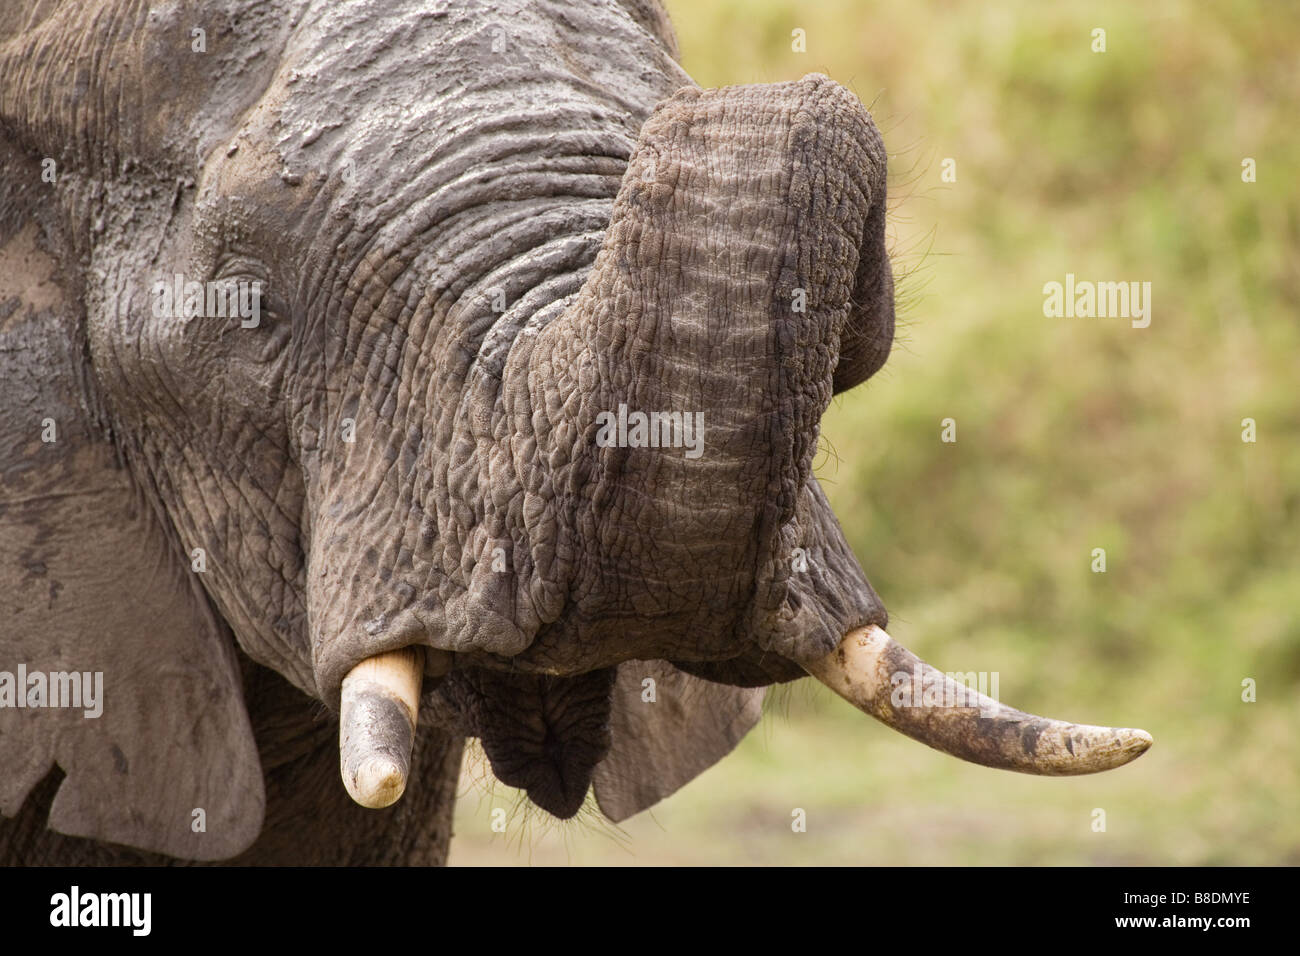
[251,310,293,365]
[198,264,292,364]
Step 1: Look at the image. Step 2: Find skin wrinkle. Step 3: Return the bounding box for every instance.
[443,263,594,596]
[340,201,575,435]
[319,199,618,624]
[351,116,634,191]
[313,121,628,241]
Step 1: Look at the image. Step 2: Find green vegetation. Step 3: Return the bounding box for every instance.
[450,0,1299,864]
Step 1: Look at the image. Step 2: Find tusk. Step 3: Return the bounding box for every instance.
[805,625,1152,775]
[339,646,424,808]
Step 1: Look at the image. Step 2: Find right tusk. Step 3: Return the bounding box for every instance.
[805,625,1153,775]
[339,645,425,808]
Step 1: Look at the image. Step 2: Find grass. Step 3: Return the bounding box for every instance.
[449,0,1299,865]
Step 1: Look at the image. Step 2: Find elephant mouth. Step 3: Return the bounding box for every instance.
[439,667,617,819]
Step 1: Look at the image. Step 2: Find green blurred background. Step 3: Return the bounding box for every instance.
[451,0,1299,864]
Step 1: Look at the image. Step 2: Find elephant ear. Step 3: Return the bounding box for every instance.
[592,660,765,821]
[0,215,264,860]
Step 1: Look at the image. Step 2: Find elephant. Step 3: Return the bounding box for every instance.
[0,0,1151,865]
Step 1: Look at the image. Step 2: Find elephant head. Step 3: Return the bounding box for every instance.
[0,0,1149,862]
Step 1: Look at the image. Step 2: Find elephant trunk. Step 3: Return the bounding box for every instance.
[502,76,896,666]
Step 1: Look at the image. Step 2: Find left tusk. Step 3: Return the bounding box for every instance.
[805,625,1153,775]
[339,646,424,808]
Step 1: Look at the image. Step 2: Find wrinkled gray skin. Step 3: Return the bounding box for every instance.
[0,0,894,864]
